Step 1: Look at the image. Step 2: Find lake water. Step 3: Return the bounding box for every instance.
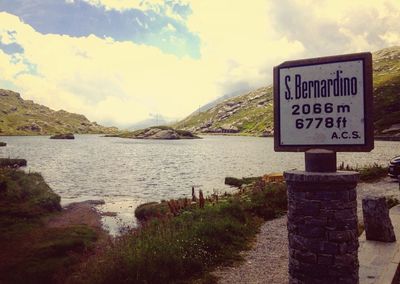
[1,135,398,234]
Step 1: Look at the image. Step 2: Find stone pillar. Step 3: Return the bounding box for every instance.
[285,171,359,284]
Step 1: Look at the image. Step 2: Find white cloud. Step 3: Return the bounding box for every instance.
[0,12,220,127]
[267,0,400,56]
[1,0,400,128]
[187,0,305,91]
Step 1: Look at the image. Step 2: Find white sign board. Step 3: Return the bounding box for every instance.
[274,53,373,152]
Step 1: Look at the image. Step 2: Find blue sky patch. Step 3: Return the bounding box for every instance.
[0,0,200,58]
[0,41,24,55]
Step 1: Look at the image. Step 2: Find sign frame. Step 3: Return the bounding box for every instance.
[273,52,373,152]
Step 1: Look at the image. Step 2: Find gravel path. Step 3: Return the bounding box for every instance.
[212,215,289,284]
[213,177,399,284]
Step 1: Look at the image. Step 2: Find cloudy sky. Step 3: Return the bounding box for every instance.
[0,0,399,128]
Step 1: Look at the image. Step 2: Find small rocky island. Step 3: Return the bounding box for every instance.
[50,133,75,139]
[118,126,201,140]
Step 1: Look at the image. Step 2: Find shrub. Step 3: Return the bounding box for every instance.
[0,168,61,217]
[248,183,288,220]
[338,162,388,182]
[134,201,169,221]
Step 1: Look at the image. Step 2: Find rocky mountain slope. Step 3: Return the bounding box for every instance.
[175,86,274,136]
[0,89,118,135]
[175,46,400,137]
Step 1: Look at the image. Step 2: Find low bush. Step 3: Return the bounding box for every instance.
[338,162,388,182]
[248,183,288,220]
[134,201,169,221]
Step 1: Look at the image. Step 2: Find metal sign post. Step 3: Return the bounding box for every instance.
[274,52,373,283]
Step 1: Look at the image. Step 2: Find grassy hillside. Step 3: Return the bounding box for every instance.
[175,86,274,136]
[0,89,118,135]
[372,47,400,134]
[175,46,400,136]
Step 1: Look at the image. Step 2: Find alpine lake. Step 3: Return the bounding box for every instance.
[1,135,398,234]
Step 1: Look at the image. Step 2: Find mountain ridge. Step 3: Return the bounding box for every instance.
[0,89,118,135]
[175,46,400,137]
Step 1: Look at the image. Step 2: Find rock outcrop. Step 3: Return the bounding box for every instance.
[119,126,201,140]
[50,133,75,140]
[0,158,27,168]
[362,196,396,242]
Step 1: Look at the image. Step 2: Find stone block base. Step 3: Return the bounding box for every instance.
[285,171,359,284]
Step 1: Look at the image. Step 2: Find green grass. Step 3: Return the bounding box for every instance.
[338,162,388,182]
[0,167,99,283]
[71,182,288,284]
[1,225,98,284]
[0,167,61,217]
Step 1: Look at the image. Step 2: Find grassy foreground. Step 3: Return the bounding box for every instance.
[0,167,99,283]
[70,182,288,283]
